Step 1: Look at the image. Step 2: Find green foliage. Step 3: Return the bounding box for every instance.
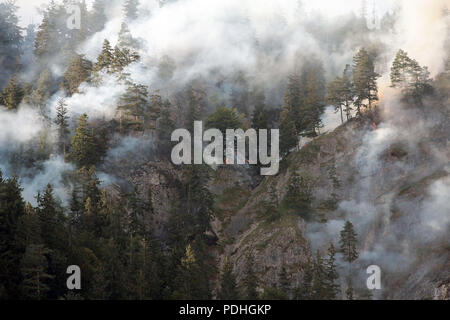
[172,244,211,299]
[68,114,104,168]
[261,287,289,300]
[26,69,54,109]
[326,64,354,123]
[185,82,207,131]
[156,102,176,158]
[284,57,326,137]
[0,1,22,88]
[339,220,358,263]
[20,244,53,300]
[63,55,92,95]
[94,39,114,73]
[54,98,70,155]
[231,71,250,118]
[311,250,328,299]
[0,173,25,299]
[324,243,340,299]
[205,107,243,135]
[0,76,24,110]
[117,82,149,132]
[390,49,432,100]
[242,254,259,299]
[346,283,354,300]
[284,172,315,220]
[352,48,380,113]
[218,257,239,299]
[111,45,140,73]
[278,265,290,297]
[183,165,214,235]
[279,108,298,157]
[251,94,269,131]
[294,258,314,300]
[263,183,281,222]
[118,22,139,49]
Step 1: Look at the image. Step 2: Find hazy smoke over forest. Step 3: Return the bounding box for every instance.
[0,0,448,300]
[4,0,445,195]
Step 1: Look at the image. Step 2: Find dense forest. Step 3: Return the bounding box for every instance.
[0,0,448,300]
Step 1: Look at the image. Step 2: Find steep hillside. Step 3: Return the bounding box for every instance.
[208,99,449,299]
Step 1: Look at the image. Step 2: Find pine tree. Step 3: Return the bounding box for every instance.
[302,61,326,136]
[326,65,354,124]
[251,88,270,160]
[339,221,358,263]
[0,1,23,87]
[311,250,327,299]
[118,22,138,49]
[94,39,113,73]
[127,187,145,237]
[242,254,259,299]
[205,107,242,136]
[390,49,410,89]
[284,58,326,137]
[0,173,25,299]
[231,71,250,118]
[156,103,176,158]
[0,76,24,110]
[324,243,339,299]
[352,48,380,113]
[346,282,354,300]
[218,257,239,299]
[251,97,269,131]
[34,15,57,59]
[20,244,53,300]
[68,114,100,167]
[27,69,53,109]
[294,257,314,300]
[341,65,354,120]
[173,244,209,299]
[184,165,214,235]
[111,45,140,73]
[63,55,92,95]
[327,76,345,124]
[148,91,164,130]
[54,98,70,156]
[279,107,298,157]
[284,72,302,130]
[278,265,290,297]
[117,82,149,132]
[264,183,281,222]
[390,49,432,99]
[76,166,102,211]
[284,172,314,220]
[185,82,207,132]
[15,203,42,249]
[36,184,63,250]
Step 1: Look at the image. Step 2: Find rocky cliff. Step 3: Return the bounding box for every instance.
[106,94,449,299]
